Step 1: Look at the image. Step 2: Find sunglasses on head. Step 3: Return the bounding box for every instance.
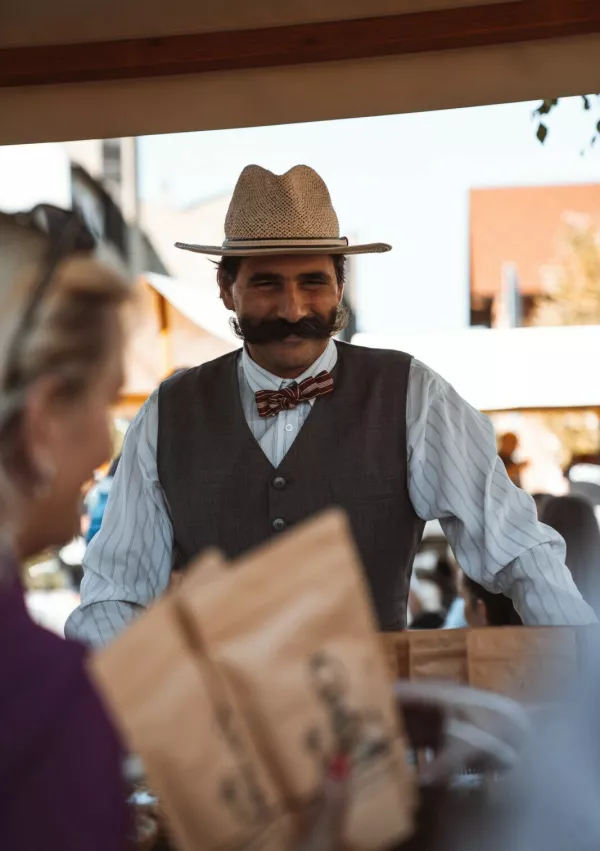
[2,203,97,389]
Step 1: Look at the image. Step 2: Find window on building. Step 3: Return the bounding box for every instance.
[102,139,122,199]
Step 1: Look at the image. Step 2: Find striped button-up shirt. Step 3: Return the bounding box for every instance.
[66,340,595,646]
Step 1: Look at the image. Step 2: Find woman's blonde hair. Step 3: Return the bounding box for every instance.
[0,212,131,515]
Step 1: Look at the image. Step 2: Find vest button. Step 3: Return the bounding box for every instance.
[272,476,287,490]
[272,517,286,532]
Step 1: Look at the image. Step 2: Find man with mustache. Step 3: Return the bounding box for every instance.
[67,164,595,646]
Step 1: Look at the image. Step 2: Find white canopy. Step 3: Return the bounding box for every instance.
[353,325,600,412]
[145,272,238,346]
[1,1,600,145]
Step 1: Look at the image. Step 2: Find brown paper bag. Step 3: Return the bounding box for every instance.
[467,626,578,703]
[179,509,415,851]
[179,548,227,592]
[90,559,292,851]
[409,630,468,683]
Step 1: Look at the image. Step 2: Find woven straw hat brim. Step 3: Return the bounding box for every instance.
[175,241,392,256]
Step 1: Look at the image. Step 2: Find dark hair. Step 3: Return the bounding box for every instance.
[463,576,522,627]
[217,254,347,288]
[540,495,600,610]
[415,556,458,615]
[410,611,445,630]
[432,556,458,613]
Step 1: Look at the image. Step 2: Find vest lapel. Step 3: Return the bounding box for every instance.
[227,353,275,468]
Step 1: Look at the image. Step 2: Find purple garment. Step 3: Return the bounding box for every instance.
[0,551,131,851]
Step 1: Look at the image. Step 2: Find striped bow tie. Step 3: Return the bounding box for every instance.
[255,370,334,418]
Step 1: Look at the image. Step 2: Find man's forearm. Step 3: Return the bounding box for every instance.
[505,545,597,626]
[65,599,144,647]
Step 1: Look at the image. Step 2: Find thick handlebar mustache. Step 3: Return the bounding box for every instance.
[234,315,336,344]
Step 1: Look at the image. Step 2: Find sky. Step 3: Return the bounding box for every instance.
[0,143,72,211]
[0,97,598,337]
[138,97,600,336]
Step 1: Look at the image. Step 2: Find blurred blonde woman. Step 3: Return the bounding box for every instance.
[0,207,350,851]
[0,205,132,851]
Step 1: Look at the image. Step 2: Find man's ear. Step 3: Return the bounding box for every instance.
[217,268,235,311]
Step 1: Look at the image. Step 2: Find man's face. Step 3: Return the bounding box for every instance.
[219,254,343,378]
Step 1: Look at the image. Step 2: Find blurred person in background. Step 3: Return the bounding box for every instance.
[409,611,446,629]
[441,551,469,629]
[443,596,467,629]
[0,207,355,851]
[85,454,121,545]
[498,431,528,488]
[541,494,600,615]
[428,554,457,614]
[410,553,458,629]
[0,206,131,851]
[461,574,522,627]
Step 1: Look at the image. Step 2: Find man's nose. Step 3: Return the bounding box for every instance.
[277,284,308,324]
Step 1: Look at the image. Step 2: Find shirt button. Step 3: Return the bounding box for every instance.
[272,476,287,490]
[272,517,286,532]
[285,423,293,432]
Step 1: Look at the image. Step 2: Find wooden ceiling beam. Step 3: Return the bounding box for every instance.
[1,1,600,88]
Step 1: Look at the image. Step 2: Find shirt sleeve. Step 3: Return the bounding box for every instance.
[406,359,596,626]
[65,391,174,646]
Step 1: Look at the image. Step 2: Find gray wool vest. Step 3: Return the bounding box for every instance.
[157,341,424,630]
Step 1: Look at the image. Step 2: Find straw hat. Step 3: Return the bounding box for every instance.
[175,164,392,257]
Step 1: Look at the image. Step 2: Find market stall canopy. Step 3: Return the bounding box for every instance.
[1,1,600,144]
[353,325,600,412]
[145,272,237,347]
[121,273,236,410]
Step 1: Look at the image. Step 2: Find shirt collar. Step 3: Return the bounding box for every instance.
[241,338,338,394]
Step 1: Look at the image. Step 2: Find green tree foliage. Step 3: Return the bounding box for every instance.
[533,95,600,151]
